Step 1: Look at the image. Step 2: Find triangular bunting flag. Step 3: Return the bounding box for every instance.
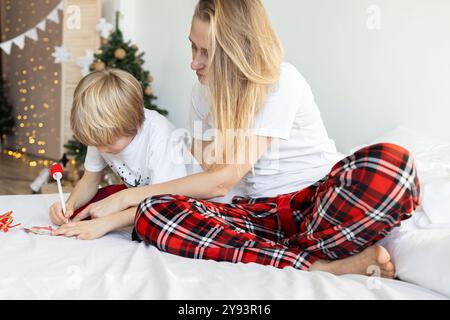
[0,1,63,54]
[25,28,38,41]
[13,34,25,49]
[37,20,47,31]
[47,8,60,24]
[0,40,13,55]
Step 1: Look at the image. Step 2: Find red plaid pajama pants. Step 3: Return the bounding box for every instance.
[78,143,421,271]
[132,143,421,270]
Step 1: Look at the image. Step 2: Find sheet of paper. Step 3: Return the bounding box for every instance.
[24,226,54,236]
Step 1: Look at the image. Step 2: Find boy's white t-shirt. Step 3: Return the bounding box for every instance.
[189,62,344,199]
[84,109,189,188]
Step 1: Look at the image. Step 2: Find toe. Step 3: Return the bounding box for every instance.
[382,261,395,272]
[375,245,391,265]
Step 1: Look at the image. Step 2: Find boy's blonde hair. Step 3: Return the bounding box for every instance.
[71,69,145,147]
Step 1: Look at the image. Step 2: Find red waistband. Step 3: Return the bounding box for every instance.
[276,194,297,237]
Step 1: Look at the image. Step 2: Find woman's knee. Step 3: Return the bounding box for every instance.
[363,143,411,166]
[368,143,421,216]
[134,194,180,238]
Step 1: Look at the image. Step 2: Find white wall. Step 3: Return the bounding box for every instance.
[103,0,450,154]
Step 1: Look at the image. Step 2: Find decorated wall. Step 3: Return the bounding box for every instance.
[1,0,63,160]
[1,0,100,162]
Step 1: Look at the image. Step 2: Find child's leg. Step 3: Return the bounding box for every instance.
[133,194,318,270]
[283,142,421,261]
[72,184,128,220]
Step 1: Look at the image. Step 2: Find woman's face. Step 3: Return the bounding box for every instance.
[189,18,209,84]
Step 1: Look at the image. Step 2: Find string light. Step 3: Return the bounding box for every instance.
[2,1,67,169]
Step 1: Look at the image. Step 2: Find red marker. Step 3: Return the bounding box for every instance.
[50,163,67,223]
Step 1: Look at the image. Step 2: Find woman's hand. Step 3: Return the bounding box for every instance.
[72,189,131,222]
[52,217,113,240]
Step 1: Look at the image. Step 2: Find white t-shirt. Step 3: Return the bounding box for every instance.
[85,109,189,188]
[189,62,343,198]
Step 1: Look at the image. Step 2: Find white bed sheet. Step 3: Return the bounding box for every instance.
[0,194,446,300]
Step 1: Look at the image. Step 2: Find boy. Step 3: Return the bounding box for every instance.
[49,69,190,225]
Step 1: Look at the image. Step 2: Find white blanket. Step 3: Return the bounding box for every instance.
[0,194,446,300]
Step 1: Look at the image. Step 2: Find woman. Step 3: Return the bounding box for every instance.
[55,0,420,278]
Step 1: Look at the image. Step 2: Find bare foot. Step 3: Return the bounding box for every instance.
[309,245,396,279]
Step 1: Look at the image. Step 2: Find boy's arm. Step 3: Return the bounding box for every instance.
[49,170,103,225]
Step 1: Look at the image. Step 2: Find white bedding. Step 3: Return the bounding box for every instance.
[2,126,449,300]
[0,194,446,300]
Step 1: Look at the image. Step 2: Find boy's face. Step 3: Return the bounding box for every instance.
[97,135,134,155]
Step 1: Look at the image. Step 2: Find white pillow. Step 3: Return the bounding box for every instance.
[361,126,450,297]
[379,229,450,298]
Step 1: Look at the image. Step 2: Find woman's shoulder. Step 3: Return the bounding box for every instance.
[267,62,311,101]
[279,62,310,89]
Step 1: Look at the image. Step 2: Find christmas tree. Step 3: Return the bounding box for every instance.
[0,79,14,148]
[65,12,168,165]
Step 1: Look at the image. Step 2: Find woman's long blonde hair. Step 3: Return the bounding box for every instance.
[194,0,283,166]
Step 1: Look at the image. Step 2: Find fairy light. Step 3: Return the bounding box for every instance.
[2,1,69,171]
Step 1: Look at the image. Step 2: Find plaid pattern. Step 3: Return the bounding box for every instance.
[132,143,421,270]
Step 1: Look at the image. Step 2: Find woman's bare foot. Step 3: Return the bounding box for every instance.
[309,245,396,279]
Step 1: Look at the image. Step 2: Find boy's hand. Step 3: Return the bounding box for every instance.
[49,202,74,226]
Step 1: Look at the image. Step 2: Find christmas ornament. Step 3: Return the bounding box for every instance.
[114,48,127,60]
[67,160,81,183]
[93,61,106,71]
[144,87,153,96]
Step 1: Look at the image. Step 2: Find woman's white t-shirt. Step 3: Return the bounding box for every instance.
[189,62,343,199]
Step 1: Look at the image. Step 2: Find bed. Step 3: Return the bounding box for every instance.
[1,126,449,300]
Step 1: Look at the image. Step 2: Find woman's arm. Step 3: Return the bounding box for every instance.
[74,135,272,220]
[66,170,103,210]
[122,135,272,207]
